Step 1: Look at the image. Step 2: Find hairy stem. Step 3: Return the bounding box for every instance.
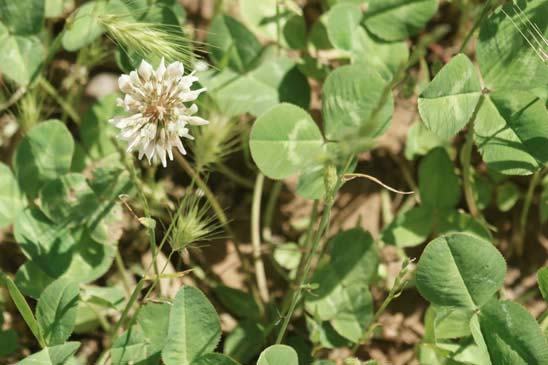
[352,259,412,353]
[271,199,319,302]
[275,158,353,343]
[275,200,334,344]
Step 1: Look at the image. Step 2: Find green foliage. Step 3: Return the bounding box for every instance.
[17,342,80,365]
[239,0,305,49]
[382,148,490,248]
[0,22,45,86]
[14,120,74,198]
[417,233,548,365]
[36,278,79,346]
[194,353,242,365]
[61,1,108,51]
[111,327,151,365]
[15,262,55,299]
[162,286,222,365]
[538,267,548,303]
[0,162,25,228]
[257,345,299,365]
[80,94,122,159]
[363,0,438,41]
[419,147,461,209]
[541,176,548,223]
[224,320,265,363]
[1,273,46,347]
[1,1,547,364]
[496,181,520,212]
[250,103,325,180]
[478,300,548,364]
[416,233,506,310]
[208,14,262,73]
[382,206,433,248]
[45,0,73,18]
[0,0,44,35]
[327,3,363,51]
[0,325,18,356]
[350,26,409,80]
[202,56,310,117]
[14,207,116,283]
[6,119,130,300]
[305,229,377,343]
[322,64,393,140]
[404,121,446,160]
[214,285,262,321]
[477,0,548,91]
[474,91,548,175]
[418,54,482,139]
[415,1,548,177]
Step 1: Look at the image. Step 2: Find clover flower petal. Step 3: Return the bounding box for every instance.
[109,58,208,167]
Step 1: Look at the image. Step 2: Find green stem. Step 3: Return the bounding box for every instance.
[115,250,132,299]
[539,309,548,332]
[85,302,111,332]
[263,180,282,243]
[38,77,81,124]
[352,259,412,353]
[516,170,542,255]
[119,149,161,283]
[98,278,148,364]
[380,189,394,226]
[108,280,145,340]
[176,154,228,226]
[216,163,255,189]
[99,174,193,364]
[0,86,26,112]
[461,121,480,219]
[275,160,352,341]
[275,200,334,344]
[273,199,319,317]
[461,95,486,220]
[459,0,496,53]
[252,173,270,303]
[276,0,281,54]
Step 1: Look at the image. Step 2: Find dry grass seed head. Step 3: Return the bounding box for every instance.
[192,113,241,172]
[97,6,206,67]
[169,191,221,251]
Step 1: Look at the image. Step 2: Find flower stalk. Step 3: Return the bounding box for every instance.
[252,173,270,303]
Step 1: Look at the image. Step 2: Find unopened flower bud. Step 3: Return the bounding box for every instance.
[118,75,132,93]
[138,60,153,81]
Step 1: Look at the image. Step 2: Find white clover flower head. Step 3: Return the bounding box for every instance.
[109,58,208,167]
